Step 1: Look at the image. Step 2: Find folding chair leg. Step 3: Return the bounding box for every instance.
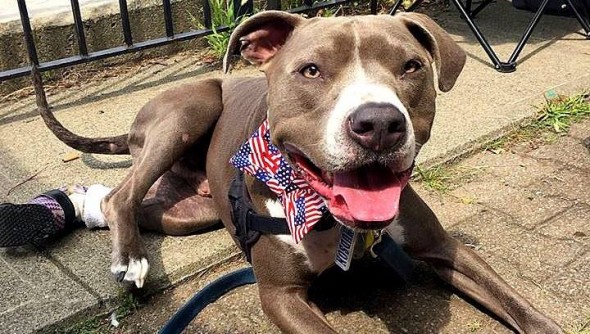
[565,0,590,36]
[508,0,550,64]
[450,0,516,72]
[390,0,589,72]
[370,0,378,14]
[389,0,405,15]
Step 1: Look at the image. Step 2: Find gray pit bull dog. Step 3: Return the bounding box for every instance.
[39,11,562,334]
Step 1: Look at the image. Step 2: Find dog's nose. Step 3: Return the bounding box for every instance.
[347,103,406,151]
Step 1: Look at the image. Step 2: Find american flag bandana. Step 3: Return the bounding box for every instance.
[230,120,328,243]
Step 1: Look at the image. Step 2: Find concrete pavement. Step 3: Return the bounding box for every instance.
[0,2,589,332]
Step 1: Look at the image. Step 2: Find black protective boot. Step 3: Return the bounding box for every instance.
[0,189,77,247]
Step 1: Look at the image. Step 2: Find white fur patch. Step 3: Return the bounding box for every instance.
[264,199,286,218]
[266,199,339,273]
[276,229,339,274]
[384,219,406,245]
[83,184,112,229]
[124,258,149,288]
[324,71,416,171]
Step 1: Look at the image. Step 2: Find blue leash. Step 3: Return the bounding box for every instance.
[158,234,411,334]
[158,266,256,334]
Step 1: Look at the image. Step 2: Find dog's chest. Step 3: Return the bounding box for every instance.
[265,199,339,273]
[275,229,341,274]
[266,199,408,273]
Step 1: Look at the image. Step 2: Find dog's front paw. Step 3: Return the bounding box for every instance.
[111,255,150,288]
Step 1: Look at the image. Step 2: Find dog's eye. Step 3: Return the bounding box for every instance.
[300,64,321,79]
[404,60,422,74]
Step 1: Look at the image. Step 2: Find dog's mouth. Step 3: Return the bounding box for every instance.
[286,146,413,230]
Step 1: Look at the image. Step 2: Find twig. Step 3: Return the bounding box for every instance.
[0,86,34,103]
[6,164,50,196]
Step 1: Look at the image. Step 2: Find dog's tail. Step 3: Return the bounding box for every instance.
[33,68,130,155]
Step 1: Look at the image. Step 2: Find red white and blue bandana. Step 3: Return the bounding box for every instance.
[230,120,327,242]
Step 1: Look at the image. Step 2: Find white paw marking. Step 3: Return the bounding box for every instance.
[111,258,150,288]
[111,264,128,275]
[123,258,149,288]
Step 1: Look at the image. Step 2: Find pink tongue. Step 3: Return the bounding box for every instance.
[330,166,406,222]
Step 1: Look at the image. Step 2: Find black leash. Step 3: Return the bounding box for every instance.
[158,266,256,334]
[158,233,412,334]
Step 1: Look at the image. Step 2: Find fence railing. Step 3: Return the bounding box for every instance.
[1,0,376,82]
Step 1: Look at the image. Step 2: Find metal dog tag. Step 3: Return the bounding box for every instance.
[335,227,358,271]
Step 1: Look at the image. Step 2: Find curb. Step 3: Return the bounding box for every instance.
[416,73,590,170]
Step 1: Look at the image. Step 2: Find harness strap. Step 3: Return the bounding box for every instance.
[371,233,414,282]
[247,211,290,235]
[229,172,336,262]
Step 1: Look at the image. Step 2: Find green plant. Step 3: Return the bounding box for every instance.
[567,316,590,334]
[415,165,452,193]
[483,92,589,153]
[466,320,483,332]
[537,92,590,133]
[56,318,107,334]
[116,290,140,318]
[283,0,302,10]
[189,0,247,60]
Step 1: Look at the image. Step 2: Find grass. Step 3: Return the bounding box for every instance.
[414,163,485,195]
[415,165,453,193]
[537,93,590,133]
[484,92,590,153]
[46,291,141,334]
[567,316,590,334]
[115,290,141,318]
[53,318,108,334]
[466,319,483,332]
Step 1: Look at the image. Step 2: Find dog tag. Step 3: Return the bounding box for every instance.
[335,227,358,271]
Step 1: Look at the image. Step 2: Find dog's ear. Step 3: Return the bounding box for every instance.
[223,11,305,73]
[399,13,466,92]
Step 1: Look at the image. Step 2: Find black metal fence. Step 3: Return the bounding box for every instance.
[0,0,375,82]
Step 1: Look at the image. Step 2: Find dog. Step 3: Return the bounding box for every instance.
[38,11,562,333]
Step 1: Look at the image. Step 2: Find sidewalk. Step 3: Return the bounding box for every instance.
[1,2,589,333]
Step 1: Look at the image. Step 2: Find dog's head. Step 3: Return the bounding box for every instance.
[225,11,466,230]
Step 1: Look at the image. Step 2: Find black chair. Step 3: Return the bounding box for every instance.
[390,0,590,72]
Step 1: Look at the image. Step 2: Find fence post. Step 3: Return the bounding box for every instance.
[267,0,282,10]
[70,0,89,56]
[17,0,39,66]
[119,0,133,46]
[233,0,254,20]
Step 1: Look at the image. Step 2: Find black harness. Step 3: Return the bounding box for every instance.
[228,171,335,262]
[227,171,413,284]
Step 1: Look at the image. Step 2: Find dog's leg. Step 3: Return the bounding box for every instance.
[102,79,223,287]
[397,186,562,334]
[251,235,337,334]
[138,168,219,235]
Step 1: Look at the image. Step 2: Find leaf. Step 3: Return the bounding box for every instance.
[62,151,81,162]
[460,197,474,205]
